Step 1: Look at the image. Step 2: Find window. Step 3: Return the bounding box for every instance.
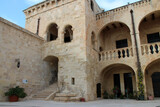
[91,0,94,12]
[72,78,75,85]
[116,39,128,49]
[147,32,160,43]
[47,24,58,41]
[91,32,96,49]
[64,25,73,43]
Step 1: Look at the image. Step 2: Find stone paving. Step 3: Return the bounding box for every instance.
[0,99,160,107]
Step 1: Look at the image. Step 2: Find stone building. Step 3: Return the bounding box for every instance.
[0,0,160,101]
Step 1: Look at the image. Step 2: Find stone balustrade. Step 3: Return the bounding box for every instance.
[99,47,133,61]
[141,42,160,55]
[96,0,151,20]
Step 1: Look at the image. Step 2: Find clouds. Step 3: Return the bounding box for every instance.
[95,0,139,10]
[25,0,45,5]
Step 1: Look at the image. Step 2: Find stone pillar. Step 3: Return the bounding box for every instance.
[143,69,148,99]
[120,73,125,95]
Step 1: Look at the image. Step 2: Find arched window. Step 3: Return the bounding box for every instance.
[47,23,58,42]
[64,25,73,43]
[91,0,94,12]
[91,32,96,49]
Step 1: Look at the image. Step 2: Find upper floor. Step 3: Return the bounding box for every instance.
[23,0,160,64]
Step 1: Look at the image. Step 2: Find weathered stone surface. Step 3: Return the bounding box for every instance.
[0,0,160,102]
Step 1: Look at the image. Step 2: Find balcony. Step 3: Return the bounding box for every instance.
[141,42,160,55]
[99,46,133,61]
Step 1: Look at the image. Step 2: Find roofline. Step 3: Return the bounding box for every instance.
[96,0,145,15]
[23,0,47,12]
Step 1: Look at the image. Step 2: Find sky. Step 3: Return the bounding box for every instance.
[0,0,139,28]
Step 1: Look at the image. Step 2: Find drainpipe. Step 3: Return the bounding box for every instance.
[130,9,141,71]
[130,9,145,99]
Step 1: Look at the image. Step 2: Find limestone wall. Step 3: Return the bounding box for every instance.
[24,0,92,100]
[0,18,52,101]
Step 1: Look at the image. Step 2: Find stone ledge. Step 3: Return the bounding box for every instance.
[0,17,44,41]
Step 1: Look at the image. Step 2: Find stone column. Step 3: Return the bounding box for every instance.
[120,73,125,95]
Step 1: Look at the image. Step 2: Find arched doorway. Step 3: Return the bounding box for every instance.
[101,64,136,98]
[152,72,160,97]
[44,56,59,85]
[145,59,160,98]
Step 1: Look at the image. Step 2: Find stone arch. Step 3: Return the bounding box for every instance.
[138,10,160,45]
[91,31,96,50]
[43,55,59,85]
[144,58,160,97]
[64,25,73,43]
[46,23,58,42]
[98,21,131,52]
[100,63,136,97]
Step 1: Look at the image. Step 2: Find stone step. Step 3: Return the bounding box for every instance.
[56,93,76,97]
[31,83,58,100]
[54,96,80,102]
[31,98,45,100]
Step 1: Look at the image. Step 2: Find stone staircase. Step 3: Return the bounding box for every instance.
[32,83,58,100]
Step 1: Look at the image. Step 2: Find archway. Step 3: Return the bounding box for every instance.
[101,64,136,98]
[44,56,59,85]
[47,23,58,42]
[139,11,160,55]
[98,22,131,52]
[145,59,160,98]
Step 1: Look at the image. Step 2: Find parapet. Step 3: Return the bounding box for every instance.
[96,0,151,20]
[24,0,76,18]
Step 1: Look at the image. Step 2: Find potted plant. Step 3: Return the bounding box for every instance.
[80,90,85,102]
[112,87,119,98]
[148,94,154,100]
[5,86,27,102]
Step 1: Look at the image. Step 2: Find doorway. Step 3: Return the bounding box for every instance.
[124,73,133,95]
[97,83,101,98]
[152,72,160,97]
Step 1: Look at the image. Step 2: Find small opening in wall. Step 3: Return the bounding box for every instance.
[91,0,94,12]
[72,78,75,85]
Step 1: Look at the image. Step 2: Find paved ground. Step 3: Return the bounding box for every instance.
[0,99,160,107]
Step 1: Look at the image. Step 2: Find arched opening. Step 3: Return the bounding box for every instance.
[99,22,131,51]
[101,64,136,98]
[97,83,101,98]
[90,0,94,12]
[64,25,73,43]
[139,11,160,55]
[91,32,96,50]
[44,56,59,85]
[145,59,160,98]
[47,23,58,42]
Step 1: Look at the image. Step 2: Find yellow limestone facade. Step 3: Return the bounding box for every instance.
[0,0,160,101]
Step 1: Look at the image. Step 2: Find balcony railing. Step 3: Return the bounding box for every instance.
[99,47,133,61]
[141,42,160,55]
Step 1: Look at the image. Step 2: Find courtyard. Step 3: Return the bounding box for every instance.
[0,99,160,107]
